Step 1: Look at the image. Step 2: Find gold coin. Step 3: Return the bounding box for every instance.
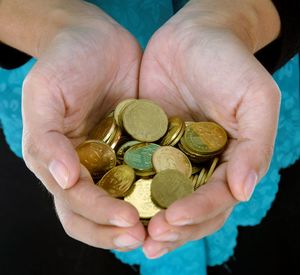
[114,99,137,128]
[178,141,213,163]
[124,179,161,219]
[184,122,227,155]
[76,140,116,179]
[192,173,198,186]
[151,169,194,209]
[97,165,135,198]
[191,166,202,174]
[88,116,116,143]
[107,125,122,150]
[204,157,219,183]
[124,143,160,172]
[160,117,185,146]
[122,99,168,142]
[169,121,186,147]
[194,167,206,190]
[116,140,142,160]
[152,146,192,177]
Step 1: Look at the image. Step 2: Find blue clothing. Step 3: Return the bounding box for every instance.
[1,1,299,274]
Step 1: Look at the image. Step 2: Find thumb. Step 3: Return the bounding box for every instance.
[227,79,281,201]
[23,127,81,191]
[22,72,80,190]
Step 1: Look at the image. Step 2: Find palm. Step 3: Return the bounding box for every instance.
[25,23,141,148]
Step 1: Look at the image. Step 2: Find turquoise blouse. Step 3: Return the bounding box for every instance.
[0,1,299,274]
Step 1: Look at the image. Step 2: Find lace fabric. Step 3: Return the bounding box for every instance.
[0,1,299,274]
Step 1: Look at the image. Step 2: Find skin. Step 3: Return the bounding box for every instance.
[140,0,281,258]
[0,0,281,258]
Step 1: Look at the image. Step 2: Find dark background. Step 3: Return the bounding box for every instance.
[0,128,299,275]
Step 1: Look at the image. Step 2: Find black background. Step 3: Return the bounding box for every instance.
[0,129,299,275]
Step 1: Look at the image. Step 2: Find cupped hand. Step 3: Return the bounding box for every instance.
[139,1,280,258]
[22,3,145,250]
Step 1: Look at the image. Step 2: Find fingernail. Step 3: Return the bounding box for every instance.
[49,160,69,189]
[154,232,179,242]
[169,219,193,226]
[143,247,168,259]
[109,218,135,228]
[113,234,142,248]
[244,171,258,201]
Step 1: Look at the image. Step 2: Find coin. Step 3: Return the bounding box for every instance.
[151,169,194,208]
[116,140,142,160]
[204,157,219,183]
[191,166,202,174]
[124,143,160,172]
[194,167,207,190]
[88,116,116,143]
[152,146,192,177]
[97,165,135,197]
[107,125,122,150]
[124,178,161,219]
[114,99,137,128]
[76,140,116,179]
[122,99,168,142]
[160,117,185,146]
[184,122,227,155]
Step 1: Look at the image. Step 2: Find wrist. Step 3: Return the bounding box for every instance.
[178,0,281,53]
[0,0,113,57]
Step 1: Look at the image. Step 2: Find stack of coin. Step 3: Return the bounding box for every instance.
[76,99,227,225]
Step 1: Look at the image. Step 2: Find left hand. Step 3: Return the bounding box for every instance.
[139,0,281,258]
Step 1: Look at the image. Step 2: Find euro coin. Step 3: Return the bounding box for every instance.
[152,146,192,177]
[124,179,161,219]
[151,169,194,208]
[124,143,160,172]
[97,165,135,198]
[122,99,168,142]
[184,122,227,155]
[76,140,116,179]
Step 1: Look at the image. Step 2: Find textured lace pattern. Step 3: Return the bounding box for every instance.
[1,1,299,274]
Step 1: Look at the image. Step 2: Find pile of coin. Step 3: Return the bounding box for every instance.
[76,99,228,225]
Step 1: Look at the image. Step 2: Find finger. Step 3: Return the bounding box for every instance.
[148,208,232,242]
[40,165,141,227]
[227,73,281,201]
[55,198,146,250]
[144,210,231,259]
[22,73,80,189]
[165,162,238,226]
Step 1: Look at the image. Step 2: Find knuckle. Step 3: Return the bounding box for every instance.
[22,133,40,169]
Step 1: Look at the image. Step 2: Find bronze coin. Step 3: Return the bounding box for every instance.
[76,140,116,179]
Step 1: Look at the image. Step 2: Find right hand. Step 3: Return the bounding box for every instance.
[22,2,145,250]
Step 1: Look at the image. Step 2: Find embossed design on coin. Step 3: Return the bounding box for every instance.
[124,179,161,219]
[122,100,168,142]
[151,169,194,208]
[97,165,135,197]
[76,140,116,179]
[152,146,192,177]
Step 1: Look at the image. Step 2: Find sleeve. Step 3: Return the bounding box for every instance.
[255,0,300,74]
[0,43,32,70]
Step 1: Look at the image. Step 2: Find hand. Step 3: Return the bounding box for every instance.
[22,3,145,250]
[139,0,281,258]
